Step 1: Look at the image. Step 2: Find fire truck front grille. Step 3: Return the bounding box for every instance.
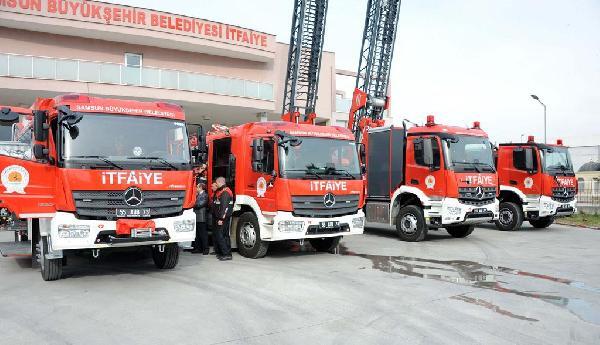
[291,195,359,218]
[458,187,497,206]
[72,190,186,220]
[551,187,576,203]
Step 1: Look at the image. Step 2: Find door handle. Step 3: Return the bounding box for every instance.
[509,180,517,185]
[248,184,256,188]
[411,179,419,185]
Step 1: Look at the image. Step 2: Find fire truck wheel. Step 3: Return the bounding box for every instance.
[446,225,475,238]
[309,236,341,252]
[39,236,63,281]
[495,202,523,231]
[236,212,269,259]
[529,216,554,229]
[396,205,427,242]
[152,243,180,269]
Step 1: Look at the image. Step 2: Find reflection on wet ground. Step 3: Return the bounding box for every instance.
[450,295,539,322]
[337,244,600,325]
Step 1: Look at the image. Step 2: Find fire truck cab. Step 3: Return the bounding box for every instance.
[205,121,365,258]
[495,136,577,231]
[363,116,499,241]
[0,94,196,280]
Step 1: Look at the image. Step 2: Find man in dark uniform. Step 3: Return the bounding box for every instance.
[211,176,233,261]
[192,182,209,254]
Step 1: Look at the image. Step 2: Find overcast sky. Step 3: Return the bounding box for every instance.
[107,0,600,147]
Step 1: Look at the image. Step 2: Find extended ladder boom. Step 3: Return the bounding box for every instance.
[282,0,329,124]
[349,0,401,140]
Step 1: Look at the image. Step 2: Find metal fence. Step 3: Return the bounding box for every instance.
[577,179,600,214]
[0,52,274,101]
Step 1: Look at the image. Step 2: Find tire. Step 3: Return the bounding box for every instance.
[236,212,269,259]
[494,202,523,231]
[446,225,475,238]
[309,236,342,252]
[40,236,63,281]
[529,216,554,229]
[396,205,427,242]
[152,243,180,269]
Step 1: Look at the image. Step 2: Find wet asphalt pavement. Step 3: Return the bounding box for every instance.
[0,223,599,345]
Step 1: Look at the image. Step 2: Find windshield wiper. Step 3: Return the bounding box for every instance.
[70,155,123,170]
[326,168,356,179]
[470,162,496,172]
[451,161,478,172]
[284,169,324,180]
[127,156,178,170]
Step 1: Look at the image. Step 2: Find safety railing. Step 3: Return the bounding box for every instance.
[0,52,274,101]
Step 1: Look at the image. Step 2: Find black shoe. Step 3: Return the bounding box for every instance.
[210,251,218,255]
[218,255,232,261]
[202,250,210,255]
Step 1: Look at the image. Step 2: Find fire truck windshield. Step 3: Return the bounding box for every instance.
[61,113,190,169]
[279,138,361,180]
[541,146,574,174]
[443,135,495,173]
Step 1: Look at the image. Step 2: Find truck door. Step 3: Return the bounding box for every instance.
[0,109,56,218]
[406,136,445,197]
[247,137,277,213]
[0,156,56,218]
[509,146,541,195]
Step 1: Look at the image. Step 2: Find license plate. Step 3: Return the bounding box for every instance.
[319,221,339,229]
[473,208,487,213]
[116,208,151,218]
[131,228,153,238]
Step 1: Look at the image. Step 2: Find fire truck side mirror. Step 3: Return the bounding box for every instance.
[252,138,265,172]
[0,108,20,123]
[33,143,49,161]
[357,143,366,163]
[524,147,536,173]
[33,110,48,142]
[422,138,434,167]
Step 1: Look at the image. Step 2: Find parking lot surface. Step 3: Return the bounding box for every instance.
[0,223,599,345]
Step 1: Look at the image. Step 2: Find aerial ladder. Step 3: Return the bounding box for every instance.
[348,0,401,141]
[281,0,329,124]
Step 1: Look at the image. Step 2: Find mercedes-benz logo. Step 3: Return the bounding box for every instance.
[563,189,569,198]
[124,187,143,207]
[475,186,484,200]
[323,193,336,208]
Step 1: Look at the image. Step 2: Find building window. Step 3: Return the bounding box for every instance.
[125,53,143,68]
[578,178,585,193]
[335,120,347,128]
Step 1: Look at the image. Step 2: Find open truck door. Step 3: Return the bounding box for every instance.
[0,109,56,219]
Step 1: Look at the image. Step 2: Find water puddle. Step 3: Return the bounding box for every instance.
[338,244,600,325]
[451,295,538,322]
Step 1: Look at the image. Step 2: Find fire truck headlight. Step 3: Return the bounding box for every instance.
[352,217,365,229]
[447,207,462,215]
[58,224,90,238]
[278,220,305,232]
[174,219,195,232]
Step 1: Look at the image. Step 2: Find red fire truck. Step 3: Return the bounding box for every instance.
[0,94,196,280]
[203,121,365,258]
[357,116,499,241]
[494,136,577,231]
[346,0,498,241]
